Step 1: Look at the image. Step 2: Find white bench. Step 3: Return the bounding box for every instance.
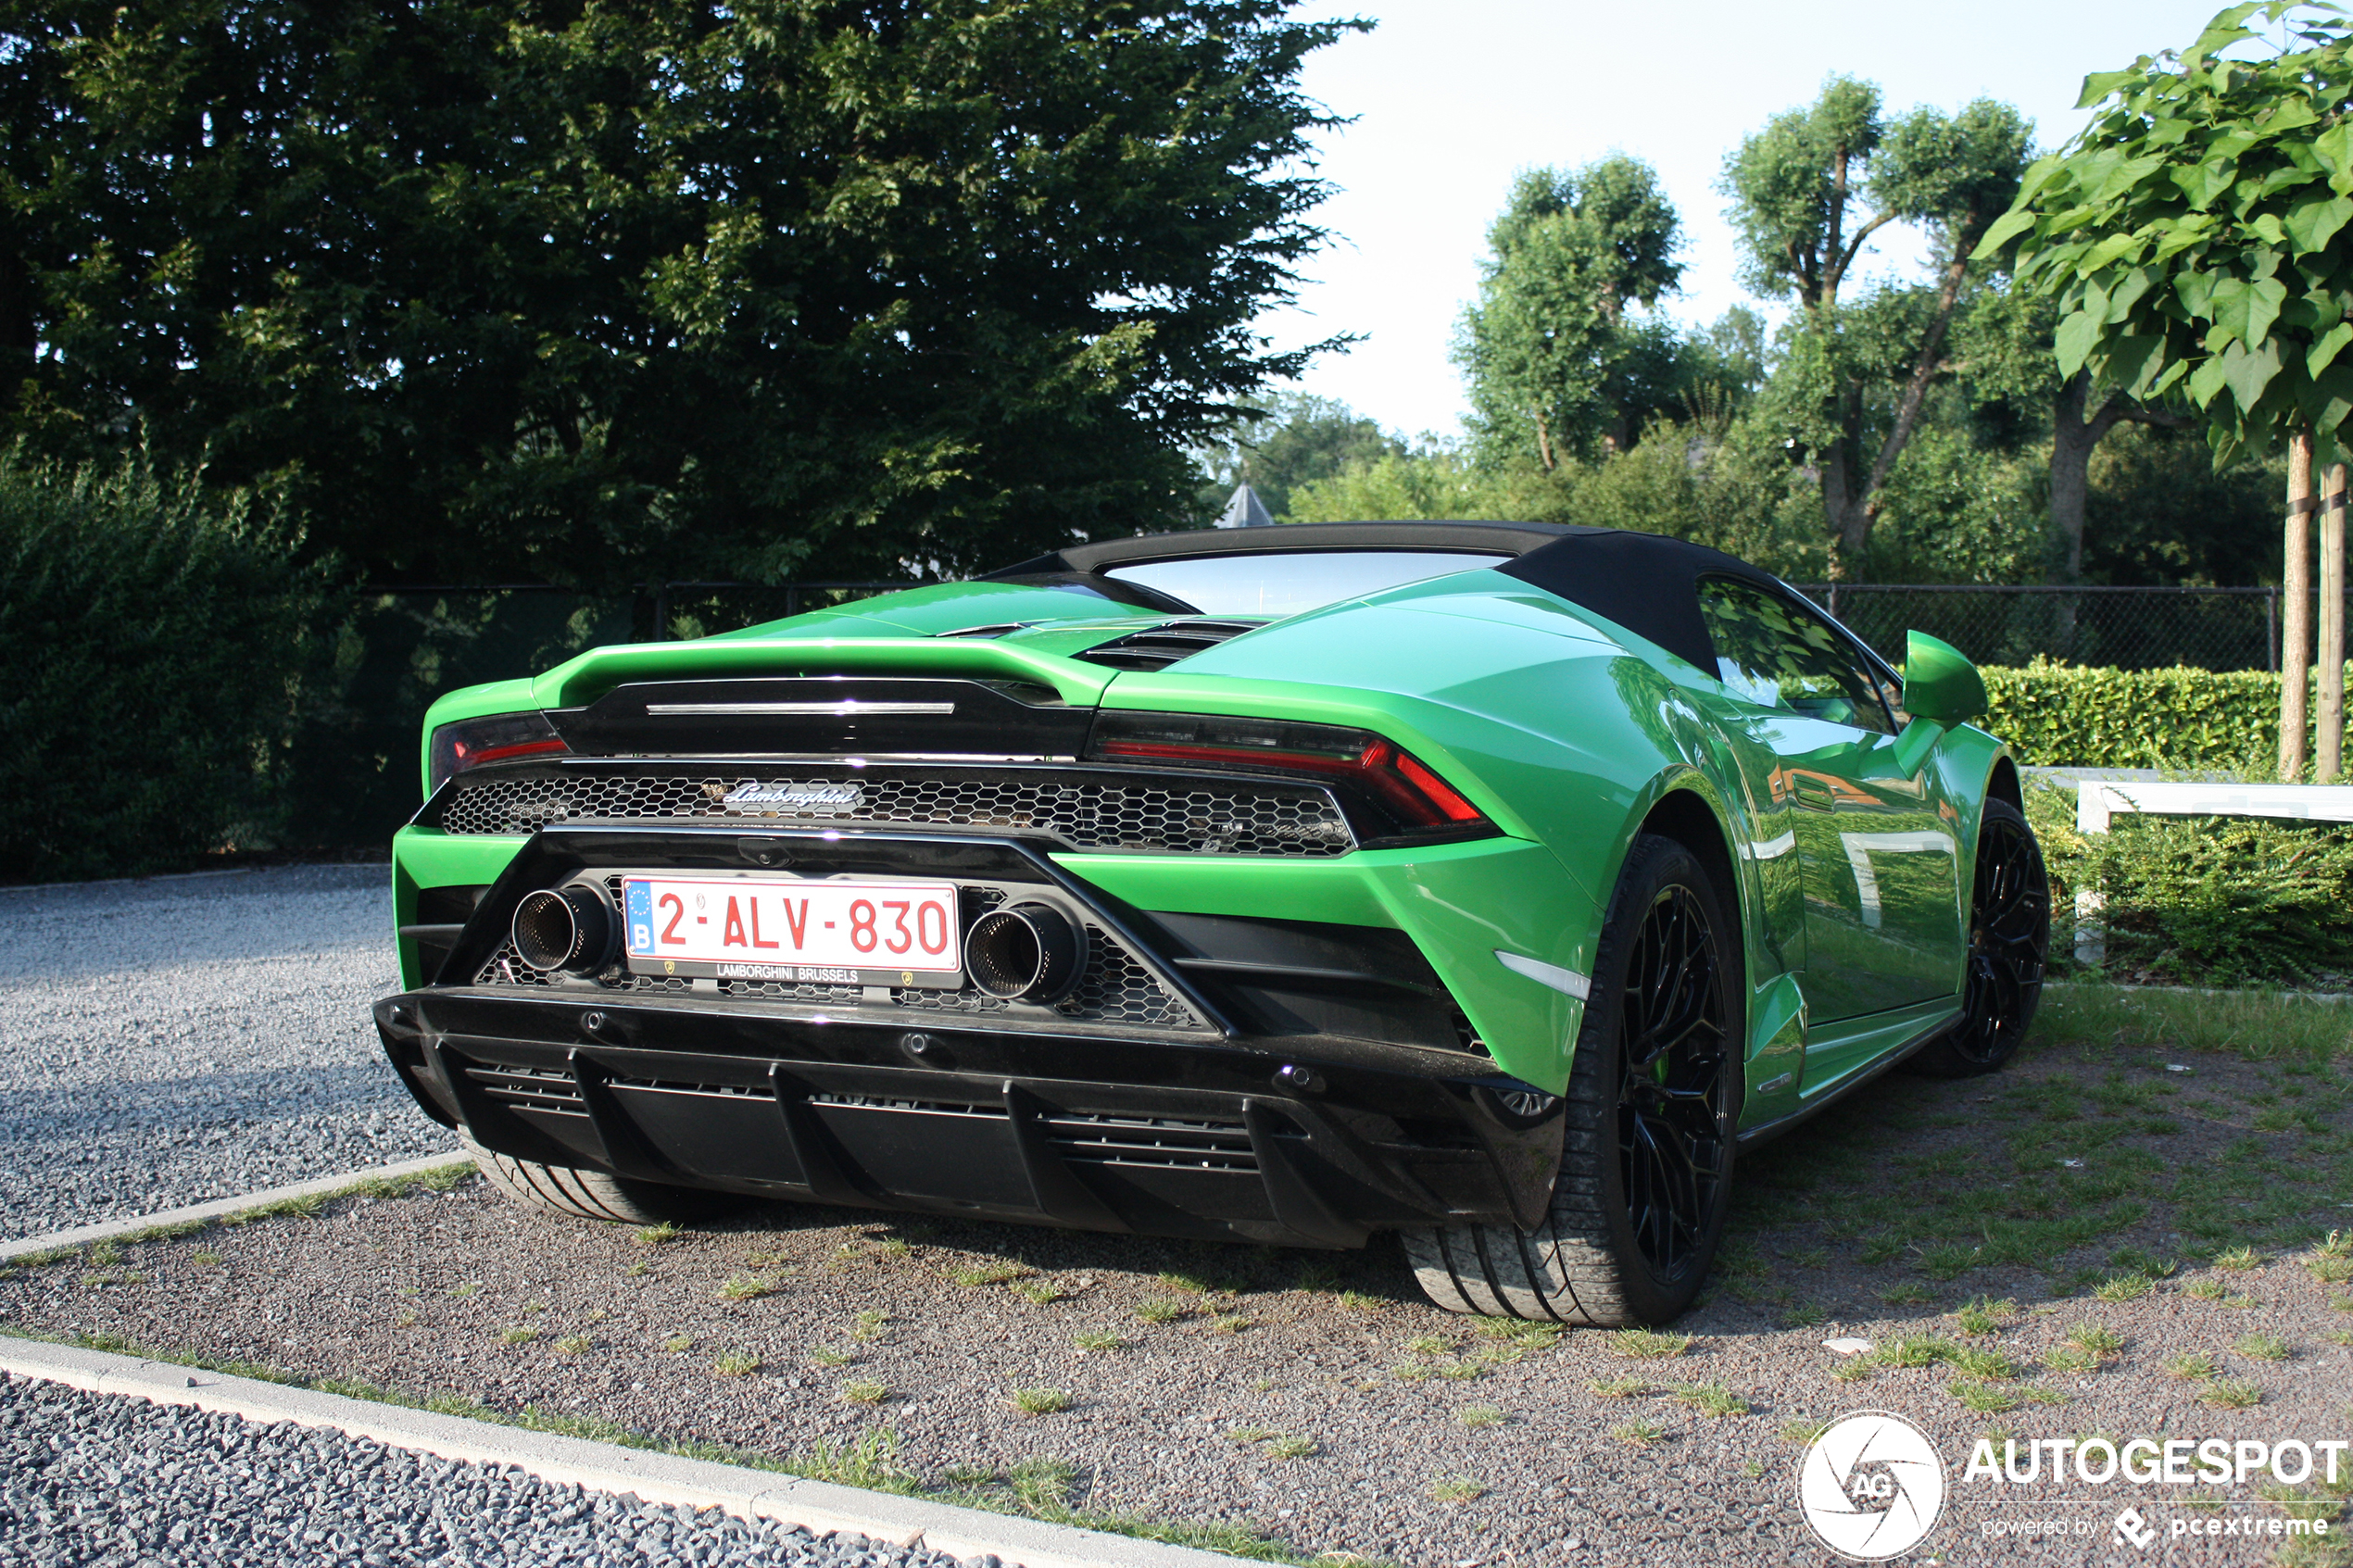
[2070,779,2353,963]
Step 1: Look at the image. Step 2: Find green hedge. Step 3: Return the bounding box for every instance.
[0,451,321,881]
[2025,785,2353,986]
[1979,661,2350,773]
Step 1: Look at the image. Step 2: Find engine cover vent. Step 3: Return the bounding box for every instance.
[1073,620,1266,672]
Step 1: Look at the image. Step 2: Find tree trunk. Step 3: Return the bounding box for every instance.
[2322,460,2347,784]
[1533,409,1555,472]
[2283,432,2315,781]
[1819,390,1869,578]
[2048,372,2123,661]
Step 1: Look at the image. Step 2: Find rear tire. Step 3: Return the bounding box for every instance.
[1405,833,1741,1327]
[1907,797,2049,1079]
[461,1132,739,1225]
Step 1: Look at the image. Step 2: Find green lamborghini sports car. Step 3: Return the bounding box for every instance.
[373,521,2050,1326]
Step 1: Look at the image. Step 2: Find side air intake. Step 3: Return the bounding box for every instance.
[1072,620,1265,672]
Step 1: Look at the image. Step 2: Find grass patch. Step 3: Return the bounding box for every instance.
[711,1350,761,1377]
[1134,1298,1188,1324]
[1944,1347,2014,1381]
[2201,1378,2263,1409]
[2065,1321,2125,1361]
[1588,1376,1648,1399]
[498,1325,539,1346]
[716,1273,774,1302]
[1073,1331,1125,1353]
[2164,1352,2218,1381]
[1263,1435,1316,1460]
[1456,1404,1506,1429]
[1612,1420,1666,1447]
[1672,1383,1749,1418]
[2035,984,2353,1063]
[1954,1297,2020,1336]
[1610,1329,1692,1360]
[949,1260,1032,1287]
[1008,1386,1072,1416]
[840,1378,888,1405]
[1428,1476,1483,1502]
[2236,1333,2292,1361]
[632,1223,682,1247]
[2092,1273,2157,1302]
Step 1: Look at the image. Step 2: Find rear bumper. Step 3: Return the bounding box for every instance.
[373,987,1565,1248]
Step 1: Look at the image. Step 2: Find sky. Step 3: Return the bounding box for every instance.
[1256,0,2244,440]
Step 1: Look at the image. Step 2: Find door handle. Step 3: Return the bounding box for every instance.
[1793,774,1837,812]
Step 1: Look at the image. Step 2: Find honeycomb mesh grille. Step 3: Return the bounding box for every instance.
[434,768,1353,857]
[472,884,1208,1031]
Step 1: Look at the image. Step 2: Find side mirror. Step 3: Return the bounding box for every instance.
[1900,630,1987,726]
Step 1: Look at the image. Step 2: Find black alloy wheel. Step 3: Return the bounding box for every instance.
[1404,832,1741,1326]
[1912,796,2049,1077]
[1616,882,1735,1284]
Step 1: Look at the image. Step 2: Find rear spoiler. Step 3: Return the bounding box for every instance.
[528,637,1118,711]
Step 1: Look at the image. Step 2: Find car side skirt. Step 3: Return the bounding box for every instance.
[1732,1001,1963,1148]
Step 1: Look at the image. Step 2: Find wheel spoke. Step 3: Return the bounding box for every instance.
[1612,876,1730,1285]
[1949,811,2052,1063]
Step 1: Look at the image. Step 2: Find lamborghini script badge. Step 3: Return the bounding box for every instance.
[722,781,862,811]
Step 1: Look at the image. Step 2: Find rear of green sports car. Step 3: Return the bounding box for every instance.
[371,524,1682,1254]
[374,520,2030,1316]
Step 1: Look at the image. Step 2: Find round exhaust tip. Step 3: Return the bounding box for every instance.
[965,903,1084,1001]
[511,884,616,974]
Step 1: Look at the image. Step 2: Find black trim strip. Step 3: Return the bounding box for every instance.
[1734,1010,1958,1148]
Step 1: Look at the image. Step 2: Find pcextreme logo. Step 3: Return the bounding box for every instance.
[1799,1411,1947,1561]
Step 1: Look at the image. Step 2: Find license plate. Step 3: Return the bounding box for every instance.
[621,876,961,985]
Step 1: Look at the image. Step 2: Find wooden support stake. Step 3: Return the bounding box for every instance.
[2284,433,2315,780]
[2323,460,2347,784]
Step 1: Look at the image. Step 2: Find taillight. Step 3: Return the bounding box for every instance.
[427,711,570,793]
[1087,711,1490,834]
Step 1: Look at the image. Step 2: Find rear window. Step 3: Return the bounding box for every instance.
[1102,550,1508,617]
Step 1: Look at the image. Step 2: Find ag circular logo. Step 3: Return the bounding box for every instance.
[1798,1410,1946,1561]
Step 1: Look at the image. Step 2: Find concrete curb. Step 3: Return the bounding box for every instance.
[0,1151,472,1263]
[0,1335,1239,1568]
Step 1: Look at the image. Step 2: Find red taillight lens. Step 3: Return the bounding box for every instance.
[1088,713,1489,833]
[427,711,570,793]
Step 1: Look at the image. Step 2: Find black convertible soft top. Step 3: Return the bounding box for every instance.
[988,521,1785,672]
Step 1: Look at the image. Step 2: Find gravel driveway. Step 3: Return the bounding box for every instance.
[0,864,454,1240]
[0,1371,976,1568]
[6,1014,2348,1566]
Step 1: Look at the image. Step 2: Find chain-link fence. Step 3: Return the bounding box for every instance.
[1797,584,2294,674]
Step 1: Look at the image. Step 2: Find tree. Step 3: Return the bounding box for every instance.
[1980,1,2353,777]
[0,0,1364,588]
[1952,285,2190,591]
[1454,157,1685,470]
[1192,393,1405,521]
[1722,79,2032,572]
